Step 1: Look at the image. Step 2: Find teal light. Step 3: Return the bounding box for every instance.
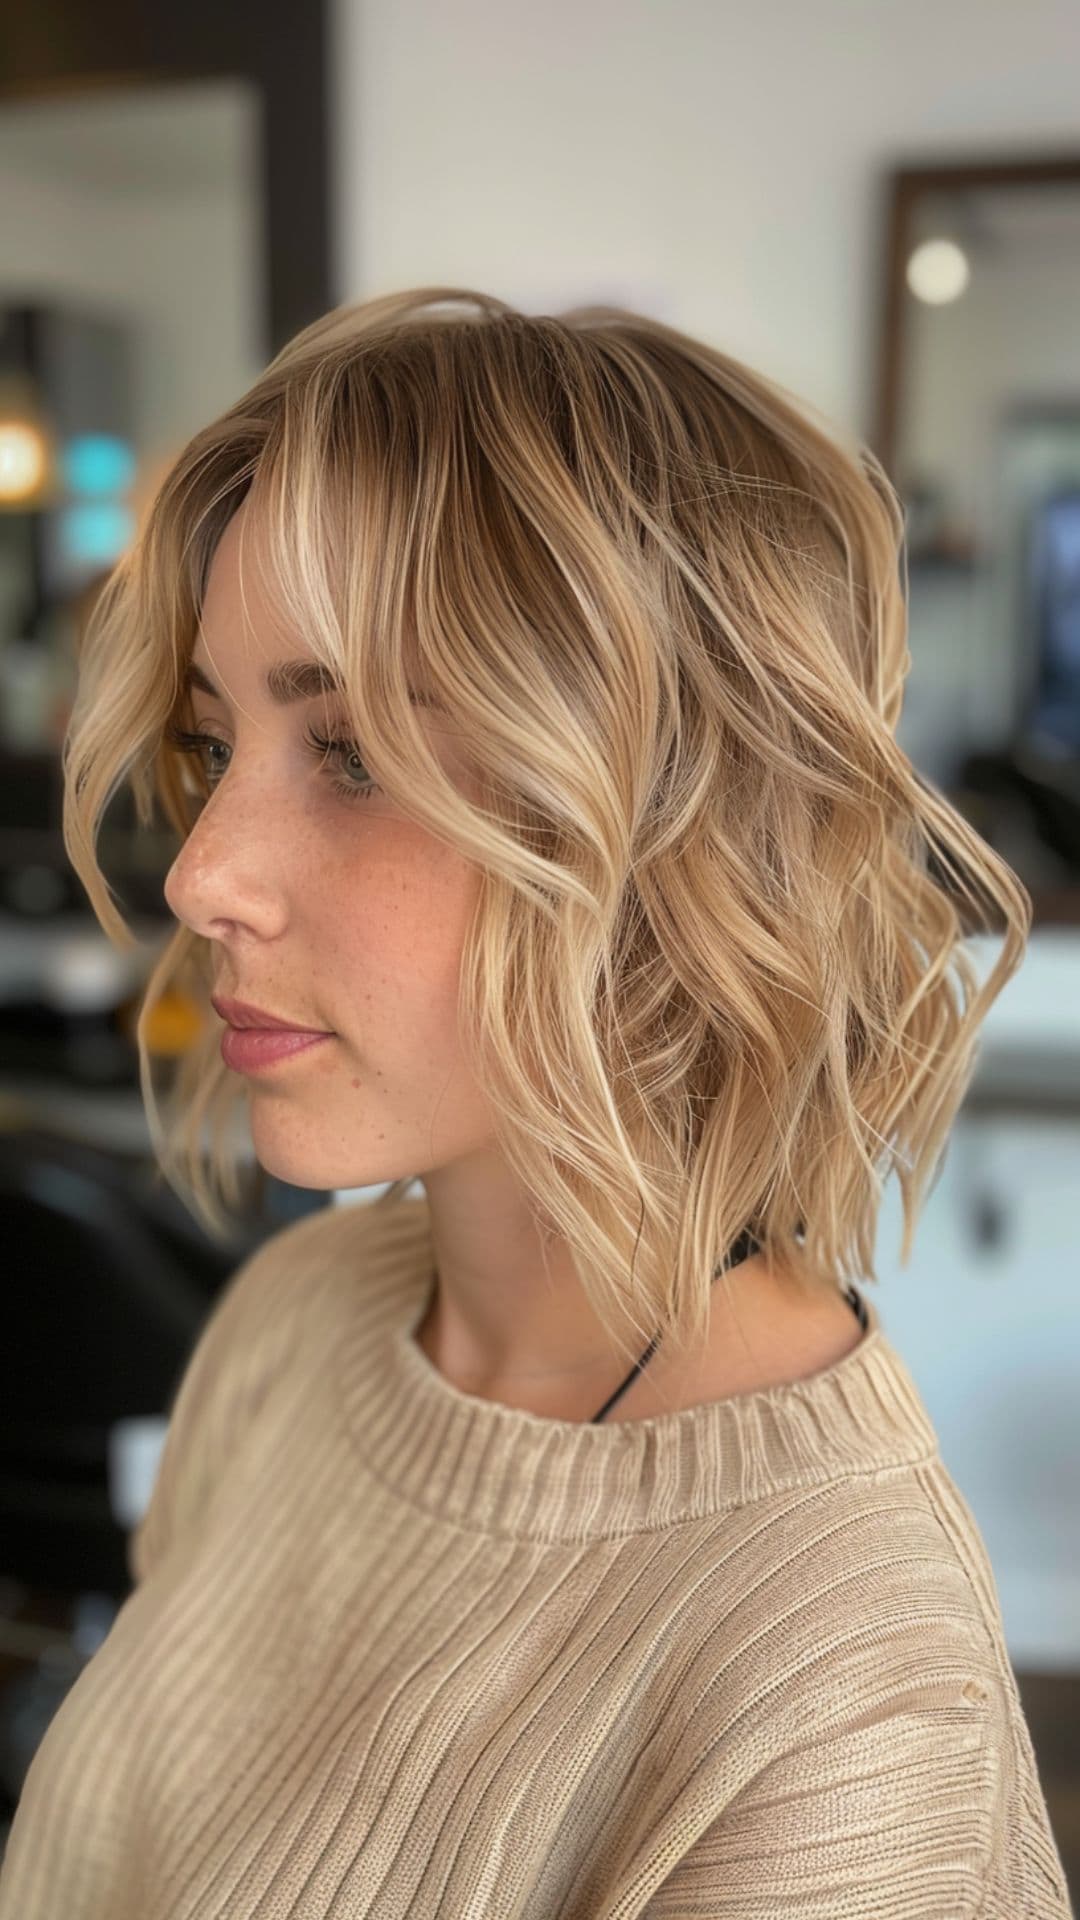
[60,501,136,567]
[61,433,137,497]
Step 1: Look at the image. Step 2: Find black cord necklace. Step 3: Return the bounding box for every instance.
[589,1228,868,1422]
[417,1224,868,1424]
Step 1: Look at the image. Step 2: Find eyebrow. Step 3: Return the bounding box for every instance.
[183,659,444,710]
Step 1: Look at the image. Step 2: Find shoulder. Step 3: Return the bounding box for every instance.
[660,1461,1007,1768]
[193,1190,422,1366]
[128,1195,405,1583]
[641,1467,1072,1913]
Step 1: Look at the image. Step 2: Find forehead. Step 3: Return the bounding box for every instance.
[193,506,443,710]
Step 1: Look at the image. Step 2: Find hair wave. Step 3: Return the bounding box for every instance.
[62,285,1031,1371]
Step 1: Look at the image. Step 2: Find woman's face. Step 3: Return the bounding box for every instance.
[163,501,495,1193]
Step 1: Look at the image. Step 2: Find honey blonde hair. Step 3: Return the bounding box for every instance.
[62,285,1031,1370]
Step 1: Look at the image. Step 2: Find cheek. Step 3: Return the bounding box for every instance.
[323,842,481,1037]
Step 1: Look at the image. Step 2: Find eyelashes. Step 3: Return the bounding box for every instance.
[163,722,379,804]
[304,726,380,803]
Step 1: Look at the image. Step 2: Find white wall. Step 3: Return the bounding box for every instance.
[330,0,1080,441]
[328,0,1080,1670]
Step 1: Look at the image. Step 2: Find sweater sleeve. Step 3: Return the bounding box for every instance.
[126,1202,341,1588]
[641,1672,1073,1919]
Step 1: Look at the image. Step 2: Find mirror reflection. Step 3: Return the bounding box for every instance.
[889,174,1080,915]
[0,78,263,845]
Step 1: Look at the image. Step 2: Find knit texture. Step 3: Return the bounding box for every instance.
[0,1194,1071,1918]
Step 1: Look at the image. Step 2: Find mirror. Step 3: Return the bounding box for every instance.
[0,17,334,1163]
[0,0,331,939]
[0,79,264,770]
[874,154,1080,926]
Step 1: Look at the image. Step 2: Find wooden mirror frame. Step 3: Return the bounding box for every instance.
[871,148,1080,484]
[0,0,334,356]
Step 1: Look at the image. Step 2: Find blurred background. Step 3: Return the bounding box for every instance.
[0,0,1077,1891]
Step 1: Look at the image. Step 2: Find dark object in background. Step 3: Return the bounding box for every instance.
[0,1123,326,1598]
[1022,486,1080,761]
[0,303,135,645]
[947,485,1080,891]
[957,744,1080,880]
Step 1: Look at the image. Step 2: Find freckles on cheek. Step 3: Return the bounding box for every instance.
[334,852,476,1087]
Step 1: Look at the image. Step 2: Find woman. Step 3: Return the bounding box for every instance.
[1,286,1070,1916]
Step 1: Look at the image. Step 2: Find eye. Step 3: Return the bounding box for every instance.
[164,725,228,797]
[302,726,380,803]
[163,722,380,804]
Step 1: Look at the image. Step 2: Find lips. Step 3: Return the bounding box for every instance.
[220,1027,334,1073]
[211,992,330,1034]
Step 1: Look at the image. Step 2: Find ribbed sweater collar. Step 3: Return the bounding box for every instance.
[331,1197,939,1544]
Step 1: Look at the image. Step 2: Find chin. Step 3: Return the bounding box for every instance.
[246,1113,409,1197]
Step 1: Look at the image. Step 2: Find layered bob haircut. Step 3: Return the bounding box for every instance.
[63,285,1031,1371]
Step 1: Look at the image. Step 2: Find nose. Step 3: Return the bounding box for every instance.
[163,784,287,943]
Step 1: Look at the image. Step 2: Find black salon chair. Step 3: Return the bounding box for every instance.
[0,1124,259,1598]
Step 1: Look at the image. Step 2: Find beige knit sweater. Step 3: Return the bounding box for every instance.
[0,1194,1071,1918]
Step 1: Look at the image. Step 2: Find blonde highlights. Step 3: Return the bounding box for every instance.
[62,285,1031,1371]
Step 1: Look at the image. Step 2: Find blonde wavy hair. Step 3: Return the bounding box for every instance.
[62,284,1031,1371]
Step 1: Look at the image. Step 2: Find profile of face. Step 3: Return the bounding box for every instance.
[162,500,495,1196]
